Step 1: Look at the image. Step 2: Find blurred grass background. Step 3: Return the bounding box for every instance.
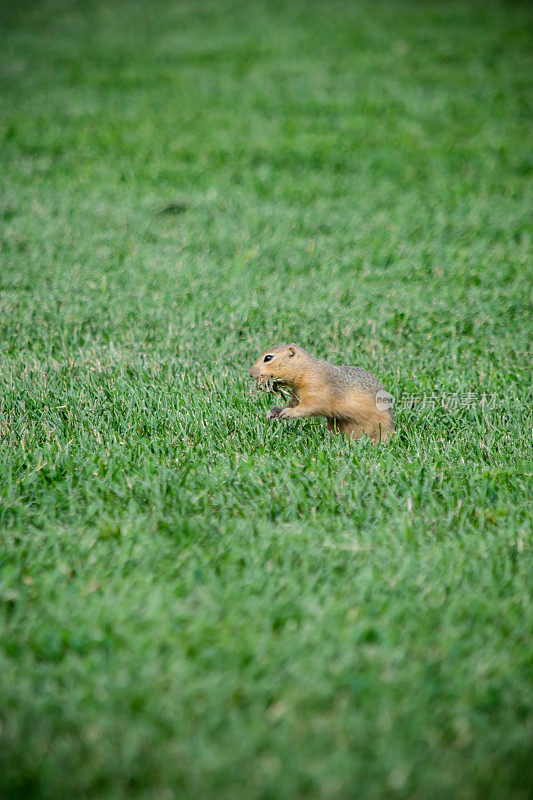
[0,1,532,798]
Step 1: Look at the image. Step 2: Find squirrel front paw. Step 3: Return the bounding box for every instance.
[267,406,283,420]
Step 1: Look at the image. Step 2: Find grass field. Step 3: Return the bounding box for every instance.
[1,1,532,798]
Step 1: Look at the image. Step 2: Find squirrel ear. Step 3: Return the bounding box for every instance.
[288,346,296,357]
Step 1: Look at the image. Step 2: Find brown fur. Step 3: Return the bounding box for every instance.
[249,344,394,443]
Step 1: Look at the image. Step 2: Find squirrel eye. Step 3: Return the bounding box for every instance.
[263,354,274,362]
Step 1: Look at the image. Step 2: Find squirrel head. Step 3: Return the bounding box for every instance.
[249,344,308,386]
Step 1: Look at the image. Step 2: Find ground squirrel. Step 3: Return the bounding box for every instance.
[249,344,394,442]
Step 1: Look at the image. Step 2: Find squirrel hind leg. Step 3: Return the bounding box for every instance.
[328,418,392,443]
[326,418,365,438]
[337,420,366,439]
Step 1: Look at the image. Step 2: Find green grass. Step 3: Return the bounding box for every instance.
[1,1,532,798]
